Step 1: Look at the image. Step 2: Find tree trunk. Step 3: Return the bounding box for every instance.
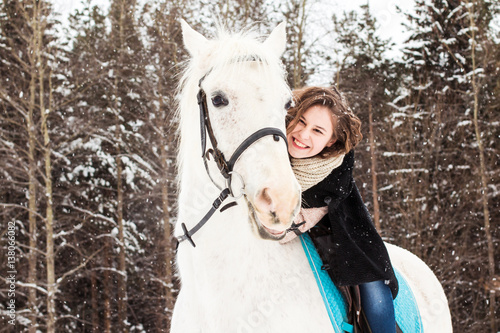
[468,3,496,330]
[116,129,127,332]
[292,0,307,89]
[27,57,38,333]
[103,240,112,333]
[114,75,127,332]
[114,1,128,329]
[160,126,173,331]
[367,94,380,232]
[38,21,56,332]
[42,71,56,333]
[26,3,38,327]
[91,261,100,332]
[408,88,424,257]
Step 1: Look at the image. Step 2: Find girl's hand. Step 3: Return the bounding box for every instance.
[280,207,328,244]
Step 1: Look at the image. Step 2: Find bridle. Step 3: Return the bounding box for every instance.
[176,69,288,248]
[197,88,286,190]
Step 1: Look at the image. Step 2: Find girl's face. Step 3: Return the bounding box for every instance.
[287,105,336,159]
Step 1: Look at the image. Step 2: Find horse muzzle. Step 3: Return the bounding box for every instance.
[247,185,301,240]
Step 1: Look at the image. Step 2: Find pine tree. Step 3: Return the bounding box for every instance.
[0,1,37,331]
[442,1,498,330]
[58,1,180,330]
[57,3,113,331]
[0,1,39,330]
[141,1,185,330]
[0,0,62,331]
[331,4,401,234]
[194,0,273,32]
[395,0,499,330]
[280,0,317,88]
[397,0,471,258]
[0,0,90,331]
[64,0,149,330]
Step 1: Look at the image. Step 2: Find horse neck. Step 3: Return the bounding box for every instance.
[185,203,287,280]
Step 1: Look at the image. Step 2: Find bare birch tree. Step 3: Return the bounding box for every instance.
[463,1,496,329]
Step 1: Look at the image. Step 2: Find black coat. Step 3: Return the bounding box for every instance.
[303,151,398,298]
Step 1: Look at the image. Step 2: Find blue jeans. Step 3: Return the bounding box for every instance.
[359,280,396,333]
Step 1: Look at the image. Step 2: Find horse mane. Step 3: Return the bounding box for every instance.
[175,23,288,185]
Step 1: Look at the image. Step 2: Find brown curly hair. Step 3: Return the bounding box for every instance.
[286,86,363,158]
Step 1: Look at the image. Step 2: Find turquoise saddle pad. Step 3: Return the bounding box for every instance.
[299,233,423,333]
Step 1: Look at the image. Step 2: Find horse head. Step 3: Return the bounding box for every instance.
[177,21,300,241]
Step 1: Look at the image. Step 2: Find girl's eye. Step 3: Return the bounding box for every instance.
[314,129,323,134]
[212,94,229,107]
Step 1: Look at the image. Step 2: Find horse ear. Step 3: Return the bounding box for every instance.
[263,21,287,57]
[180,19,209,57]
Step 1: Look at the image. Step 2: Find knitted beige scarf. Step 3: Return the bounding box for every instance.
[291,154,345,191]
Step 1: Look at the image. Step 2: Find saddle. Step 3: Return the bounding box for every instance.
[299,233,420,333]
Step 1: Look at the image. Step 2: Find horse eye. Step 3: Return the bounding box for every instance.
[285,99,293,110]
[212,94,229,107]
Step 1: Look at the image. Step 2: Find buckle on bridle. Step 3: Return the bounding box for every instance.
[206,148,230,179]
[288,221,306,236]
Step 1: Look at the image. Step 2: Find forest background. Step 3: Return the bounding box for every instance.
[0,0,498,332]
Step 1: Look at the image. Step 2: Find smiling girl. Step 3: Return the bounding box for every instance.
[283,86,398,333]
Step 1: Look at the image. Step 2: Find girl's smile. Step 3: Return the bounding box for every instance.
[291,137,309,149]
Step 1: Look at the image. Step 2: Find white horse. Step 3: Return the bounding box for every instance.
[171,20,453,333]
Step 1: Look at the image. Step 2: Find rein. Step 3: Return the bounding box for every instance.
[176,69,287,248]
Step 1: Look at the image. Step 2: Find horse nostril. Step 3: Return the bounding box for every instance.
[261,188,272,205]
[255,188,274,212]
